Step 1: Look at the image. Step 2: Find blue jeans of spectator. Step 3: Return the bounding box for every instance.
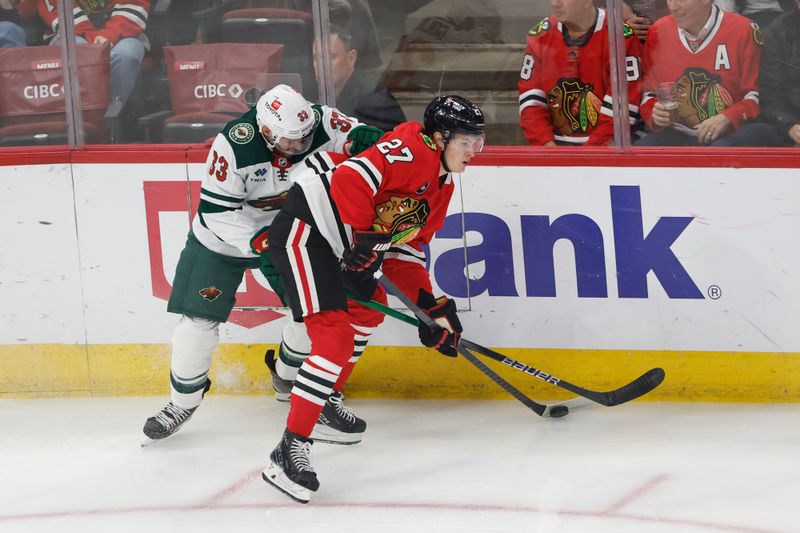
[636,121,786,147]
[0,21,26,48]
[51,35,145,106]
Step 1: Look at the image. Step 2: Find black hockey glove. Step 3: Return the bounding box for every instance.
[341,231,391,273]
[417,289,462,357]
[346,125,384,156]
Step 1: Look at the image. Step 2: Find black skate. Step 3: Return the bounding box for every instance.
[262,430,319,504]
[265,349,293,402]
[311,391,367,445]
[141,379,211,446]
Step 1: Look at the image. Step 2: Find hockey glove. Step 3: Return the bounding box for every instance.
[417,289,462,357]
[250,226,270,254]
[341,231,391,273]
[346,125,384,156]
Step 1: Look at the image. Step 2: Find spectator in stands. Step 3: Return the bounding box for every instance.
[518,0,643,146]
[637,0,781,146]
[622,0,670,40]
[38,0,149,107]
[314,23,405,131]
[222,0,383,70]
[758,0,800,146]
[714,0,783,29]
[0,0,26,47]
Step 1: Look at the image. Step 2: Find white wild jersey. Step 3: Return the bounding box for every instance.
[192,104,362,258]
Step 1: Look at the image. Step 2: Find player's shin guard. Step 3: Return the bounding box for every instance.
[169,316,218,408]
[270,319,311,401]
[286,311,353,437]
[311,324,372,444]
[333,324,373,391]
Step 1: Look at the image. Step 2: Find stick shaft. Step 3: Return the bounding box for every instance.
[356,290,664,407]
[372,274,548,417]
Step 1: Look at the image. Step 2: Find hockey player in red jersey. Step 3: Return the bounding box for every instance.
[637,0,776,146]
[261,95,485,503]
[518,0,643,146]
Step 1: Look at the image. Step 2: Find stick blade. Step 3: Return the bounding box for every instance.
[598,367,665,406]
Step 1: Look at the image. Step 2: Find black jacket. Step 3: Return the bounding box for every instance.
[336,71,407,132]
[759,7,800,142]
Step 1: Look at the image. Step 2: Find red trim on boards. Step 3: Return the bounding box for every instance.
[1,144,799,168]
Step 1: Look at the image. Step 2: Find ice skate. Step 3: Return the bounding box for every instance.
[262,430,319,504]
[141,379,211,446]
[265,349,294,402]
[311,391,366,445]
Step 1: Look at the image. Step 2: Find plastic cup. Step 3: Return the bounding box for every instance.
[655,82,678,121]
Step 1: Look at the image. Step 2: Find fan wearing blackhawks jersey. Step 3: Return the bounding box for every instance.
[261,95,485,503]
[638,0,776,146]
[518,0,643,146]
[141,84,383,445]
[39,0,150,106]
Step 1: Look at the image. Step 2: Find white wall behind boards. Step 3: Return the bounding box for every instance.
[2,161,799,353]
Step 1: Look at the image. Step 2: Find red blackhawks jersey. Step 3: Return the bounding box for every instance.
[294,121,451,297]
[39,0,150,45]
[518,9,643,146]
[640,7,762,131]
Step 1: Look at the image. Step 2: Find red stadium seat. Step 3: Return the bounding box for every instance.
[0,44,111,146]
[139,42,283,143]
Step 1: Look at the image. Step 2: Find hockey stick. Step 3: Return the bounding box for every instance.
[355,287,665,408]
[371,274,571,418]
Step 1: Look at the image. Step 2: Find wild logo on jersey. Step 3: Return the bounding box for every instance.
[371,196,431,245]
[247,191,288,211]
[674,68,734,127]
[547,78,601,135]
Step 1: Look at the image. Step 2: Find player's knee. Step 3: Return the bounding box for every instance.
[305,310,355,365]
[349,300,386,329]
[171,315,220,370]
[281,318,311,354]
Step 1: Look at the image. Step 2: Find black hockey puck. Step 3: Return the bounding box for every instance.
[549,406,569,418]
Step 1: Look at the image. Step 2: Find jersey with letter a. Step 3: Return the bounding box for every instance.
[640,7,762,131]
[518,9,643,146]
[295,121,451,297]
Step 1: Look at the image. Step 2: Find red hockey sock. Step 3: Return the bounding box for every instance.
[286,310,354,436]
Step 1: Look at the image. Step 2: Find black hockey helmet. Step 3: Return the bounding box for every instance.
[423,95,485,142]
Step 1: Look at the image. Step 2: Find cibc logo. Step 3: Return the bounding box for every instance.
[194,83,244,99]
[24,84,63,99]
[433,185,704,300]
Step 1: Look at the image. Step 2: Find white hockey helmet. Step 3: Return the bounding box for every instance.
[255,84,316,156]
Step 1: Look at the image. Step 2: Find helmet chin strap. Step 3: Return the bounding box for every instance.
[438,136,452,173]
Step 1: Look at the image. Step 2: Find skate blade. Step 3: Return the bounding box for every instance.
[274,392,290,402]
[141,436,163,447]
[262,463,312,504]
[310,425,363,445]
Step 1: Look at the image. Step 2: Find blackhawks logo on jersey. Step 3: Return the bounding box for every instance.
[528,18,551,36]
[673,68,734,127]
[372,196,431,246]
[548,78,601,135]
[623,23,634,39]
[199,286,222,302]
[229,122,254,145]
[77,0,111,13]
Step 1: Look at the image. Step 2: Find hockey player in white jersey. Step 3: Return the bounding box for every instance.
[142,84,382,444]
